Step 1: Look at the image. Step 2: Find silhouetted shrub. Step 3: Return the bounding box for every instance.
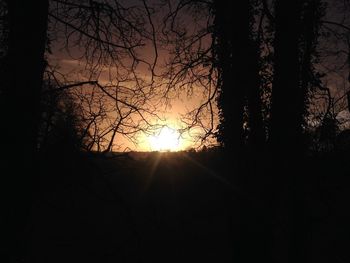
[38,80,90,155]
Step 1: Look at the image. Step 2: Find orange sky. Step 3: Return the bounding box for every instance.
[48,50,217,152]
[48,1,216,152]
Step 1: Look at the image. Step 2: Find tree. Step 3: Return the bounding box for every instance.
[160,0,218,148]
[270,0,325,157]
[213,0,265,162]
[269,0,304,156]
[213,0,246,161]
[0,0,49,261]
[46,0,160,152]
[268,1,325,262]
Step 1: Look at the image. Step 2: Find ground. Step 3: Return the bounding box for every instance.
[26,150,350,263]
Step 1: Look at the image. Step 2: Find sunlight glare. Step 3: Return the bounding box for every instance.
[149,126,180,152]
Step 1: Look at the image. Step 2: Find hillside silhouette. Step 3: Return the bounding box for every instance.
[22,149,350,263]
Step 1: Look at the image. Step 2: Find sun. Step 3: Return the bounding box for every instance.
[149,126,180,152]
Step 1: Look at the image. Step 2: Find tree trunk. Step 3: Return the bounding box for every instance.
[214,1,247,165]
[246,30,265,154]
[0,0,49,261]
[213,1,269,262]
[270,0,303,155]
[269,1,308,262]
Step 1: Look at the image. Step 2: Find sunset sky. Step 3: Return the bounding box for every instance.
[45,0,218,152]
[49,40,216,152]
[46,0,350,152]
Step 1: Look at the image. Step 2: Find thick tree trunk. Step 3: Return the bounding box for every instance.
[213,1,269,262]
[214,1,265,161]
[214,1,247,164]
[269,1,309,263]
[270,0,303,155]
[0,0,49,261]
[247,38,265,153]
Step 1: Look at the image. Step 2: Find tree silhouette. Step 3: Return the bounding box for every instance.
[46,0,160,152]
[268,1,325,262]
[213,1,245,160]
[0,0,49,261]
[270,0,324,158]
[213,0,265,162]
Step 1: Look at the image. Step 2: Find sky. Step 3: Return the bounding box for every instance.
[48,48,216,151]
[46,0,218,152]
[47,0,350,151]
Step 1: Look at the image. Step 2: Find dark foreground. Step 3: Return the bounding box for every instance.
[23,151,350,262]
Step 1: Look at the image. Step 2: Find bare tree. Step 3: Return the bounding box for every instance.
[43,0,162,152]
[155,0,228,152]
